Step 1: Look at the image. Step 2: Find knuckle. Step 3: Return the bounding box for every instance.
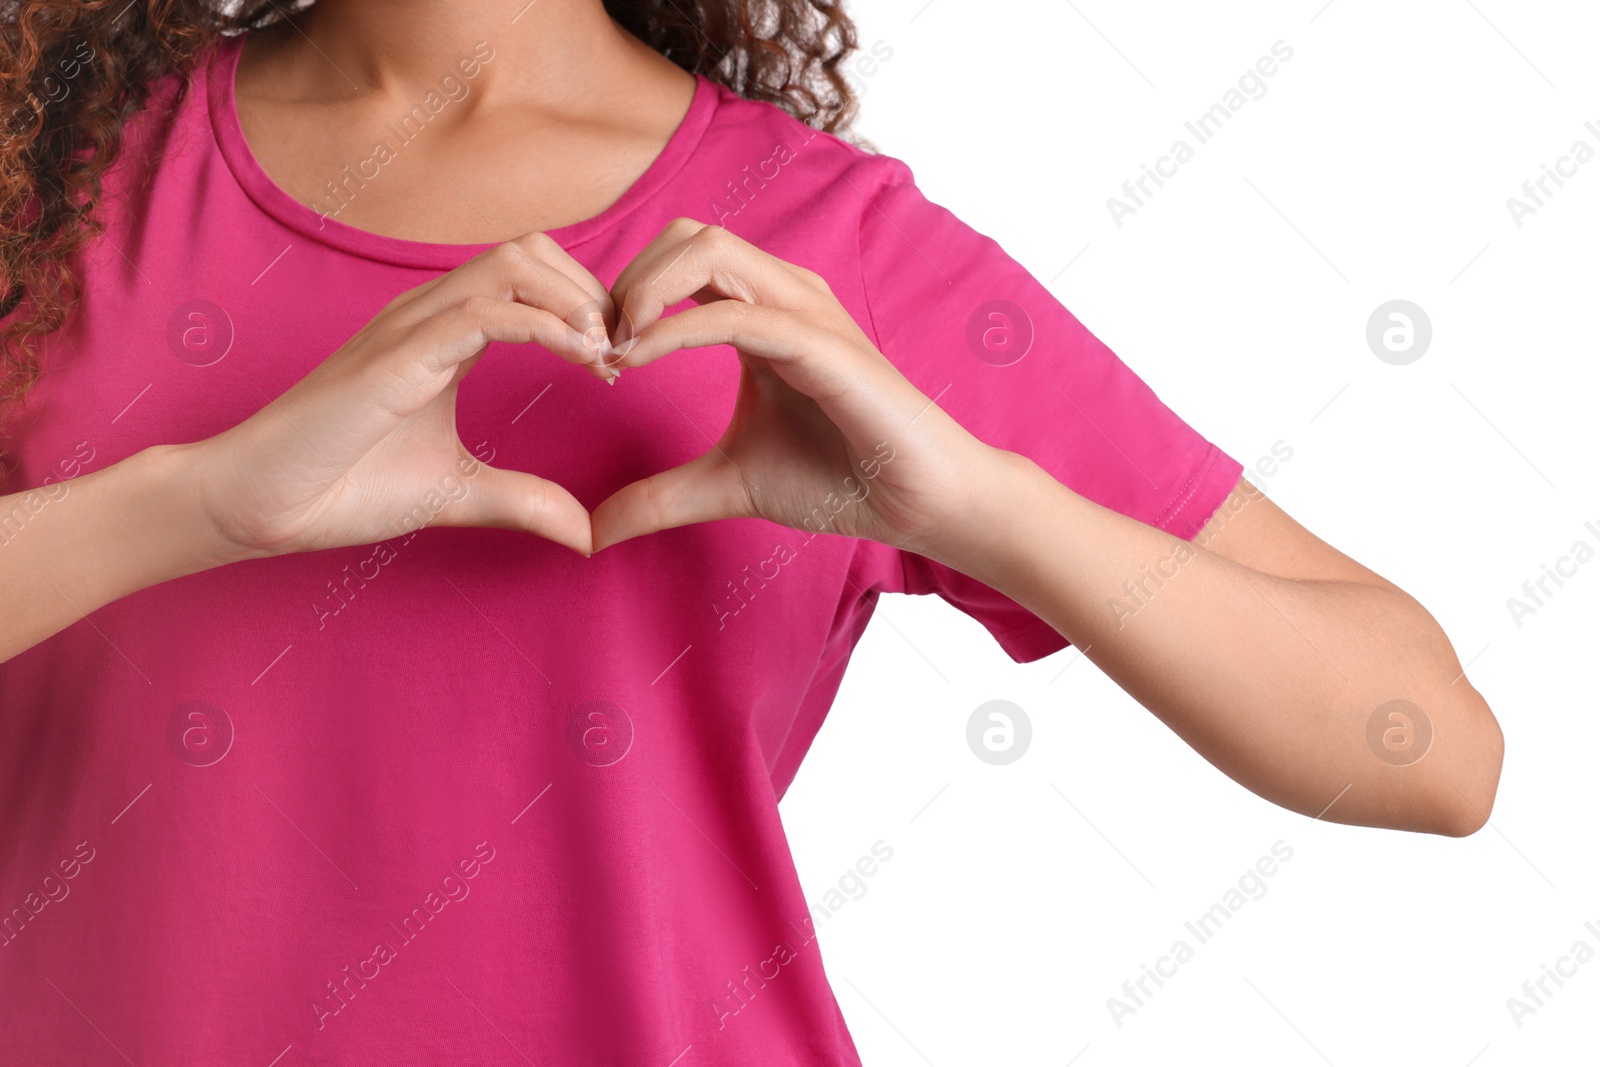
[380,287,419,316]
[520,477,552,522]
[725,301,772,347]
[639,471,674,520]
[494,242,550,293]
[666,217,704,239]
[444,297,500,345]
[692,224,731,251]
[618,290,652,325]
[488,241,530,275]
[771,306,806,339]
[459,295,499,323]
[514,230,559,257]
[726,299,763,328]
[795,264,832,294]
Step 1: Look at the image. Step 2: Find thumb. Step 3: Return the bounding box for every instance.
[447,464,594,555]
[591,450,751,551]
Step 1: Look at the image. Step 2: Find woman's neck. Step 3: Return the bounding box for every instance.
[233,0,698,243]
[255,0,644,104]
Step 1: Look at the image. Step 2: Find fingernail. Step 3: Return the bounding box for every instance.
[604,376,615,386]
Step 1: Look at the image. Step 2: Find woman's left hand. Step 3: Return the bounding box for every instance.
[589,224,1507,842]
[590,219,1003,556]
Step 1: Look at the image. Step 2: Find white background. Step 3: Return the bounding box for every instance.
[782,2,1600,1064]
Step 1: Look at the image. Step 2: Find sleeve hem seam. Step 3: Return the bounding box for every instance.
[1155,444,1227,537]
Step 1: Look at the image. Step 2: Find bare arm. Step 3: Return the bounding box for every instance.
[0,446,236,661]
[0,233,615,663]
[932,464,1503,837]
[590,219,1504,838]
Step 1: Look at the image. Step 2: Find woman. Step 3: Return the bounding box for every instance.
[0,1,1502,1063]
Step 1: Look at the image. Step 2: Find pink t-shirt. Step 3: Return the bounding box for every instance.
[0,36,1242,1066]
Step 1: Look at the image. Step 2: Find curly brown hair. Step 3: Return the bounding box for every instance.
[0,0,859,410]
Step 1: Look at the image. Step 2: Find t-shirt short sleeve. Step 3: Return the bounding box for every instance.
[849,155,1244,663]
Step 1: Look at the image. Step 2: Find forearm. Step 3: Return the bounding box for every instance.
[931,451,1502,836]
[0,444,239,661]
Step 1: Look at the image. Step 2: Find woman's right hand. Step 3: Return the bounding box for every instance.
[188,232,618,560]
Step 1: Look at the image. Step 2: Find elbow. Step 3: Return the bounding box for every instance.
[1429,696,1505,838]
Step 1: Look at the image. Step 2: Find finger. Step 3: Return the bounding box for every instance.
[614,300,811,367]
[614,301,879,414]
[413,297,601,378]
[610,222,819,348]
[520,232,614,317]
[491,241,620,376]
[297,298,603,425]
[610,302,920,444]
[509,233,620,365]
[412,237,619,378]
[441,462,595,556]
[607,216,707,313]
[379,273,450,316]
[610,218,827,304]
[590,449,752,551]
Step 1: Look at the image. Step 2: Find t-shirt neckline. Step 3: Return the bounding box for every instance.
[205,33,719,270]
